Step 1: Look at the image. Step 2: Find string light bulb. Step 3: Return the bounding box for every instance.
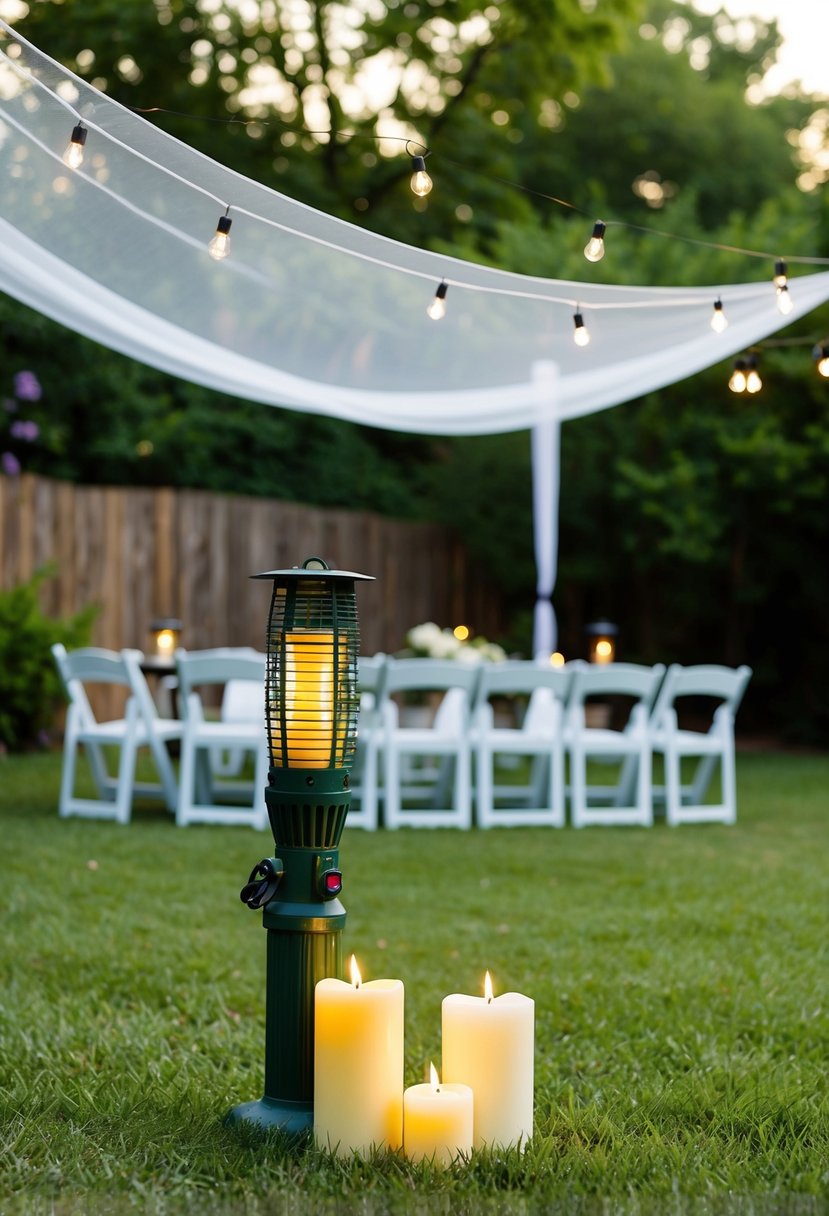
[710,298,728,333]
[745,355,762,393]
[208,208,232,261]
[773,259,788,289]
[728,358,747,393]
[776,284,793,315]
[410,154,433,198]
[573,310,590,346]
[584,221,606,263]
[427,280,448,320]
[62,122,87,170]
[813,343,829,377]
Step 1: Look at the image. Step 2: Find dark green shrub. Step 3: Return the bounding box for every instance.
[0,567,97,752]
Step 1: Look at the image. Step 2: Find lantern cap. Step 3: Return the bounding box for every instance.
[251,555,374,582]
[585,619,619,636]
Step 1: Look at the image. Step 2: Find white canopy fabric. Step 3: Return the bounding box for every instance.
[3,20,829,654]
[3,20,829,438]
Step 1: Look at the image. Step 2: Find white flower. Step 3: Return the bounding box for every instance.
[403,622,506,663]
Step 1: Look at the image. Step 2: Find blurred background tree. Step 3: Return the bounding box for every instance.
[3,0,829,740]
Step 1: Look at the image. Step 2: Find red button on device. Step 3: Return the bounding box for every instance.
[323,870,342,896]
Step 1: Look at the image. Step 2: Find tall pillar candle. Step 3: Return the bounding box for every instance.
[403,1064,473,1166]
[441,971,534,1149]
[314,956,404,1156]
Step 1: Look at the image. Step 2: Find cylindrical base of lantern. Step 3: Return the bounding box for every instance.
[227,838,346,1136]
[225,1095,314,1136]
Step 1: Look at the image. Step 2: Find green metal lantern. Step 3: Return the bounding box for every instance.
[227,557,374,1135]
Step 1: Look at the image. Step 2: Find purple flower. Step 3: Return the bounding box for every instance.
[13,370,42,402]
[10,419,38,441]
[1,451,21,476]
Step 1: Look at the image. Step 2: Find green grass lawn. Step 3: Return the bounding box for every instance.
[1,750,827,1215]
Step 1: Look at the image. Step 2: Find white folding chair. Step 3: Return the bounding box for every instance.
[346,654,387,831]
[211,648,266,777]
[565,662,665,828]
[51,644,181,824]
[473,661,571,828]
[649,663,752,825]
[175,649,269,829]
[382,659,481,829]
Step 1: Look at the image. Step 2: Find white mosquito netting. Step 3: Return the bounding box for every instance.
[3,20,829,651]
[3,19,829,437]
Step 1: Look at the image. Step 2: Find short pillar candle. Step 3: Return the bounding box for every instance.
[403,1064,473,1166]
[441,971,534,1149]
[314,956,404,1156]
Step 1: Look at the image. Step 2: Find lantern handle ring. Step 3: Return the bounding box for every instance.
[300,556,330,571]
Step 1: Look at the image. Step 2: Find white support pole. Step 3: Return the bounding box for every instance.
[530,361,561,659]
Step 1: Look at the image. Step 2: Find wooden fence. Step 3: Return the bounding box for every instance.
[0,474,504,658]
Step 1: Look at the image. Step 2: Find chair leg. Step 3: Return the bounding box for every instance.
[114,743,136,824]
[570,746,587,828]
[454,746,472,830]
[722,742,737,825]
[59,708,80,818]
[551,741,566,828]
[149,736,179,814]
[359,739,379,830]
[177,734,197,827]
[384,741,401,829]
[476,744,493,828]
[636,744,653,827]
[664,747,683,826]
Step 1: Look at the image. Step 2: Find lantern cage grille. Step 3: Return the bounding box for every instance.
[265,577,360,772]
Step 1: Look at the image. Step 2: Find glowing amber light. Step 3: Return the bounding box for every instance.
[484,970,494,1003]
[453,624,470,641]
[281,629,345,767]
[430,1061,440,1091]
[350,953,362,989]
[156,629,176,656]
[595,639,613,661]
[550,651,565,668]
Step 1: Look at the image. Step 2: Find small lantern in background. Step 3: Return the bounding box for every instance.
[585,619,618,664]
[148,617,182,662]
[227,556,373,1135]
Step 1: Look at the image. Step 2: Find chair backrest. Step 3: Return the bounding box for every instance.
[381,657,482,699]
[175,649,266,720]
[473,659,571,707]
[52,643,133,725]
[650,663,752,730]
[52,644,164,730]
[221,678,266,724]
[357,653,388,715]
[566,662,666,728]
[358,654,387,694]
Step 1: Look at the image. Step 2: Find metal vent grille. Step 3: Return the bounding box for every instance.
[265,578,359,770]
[267,802,349,849]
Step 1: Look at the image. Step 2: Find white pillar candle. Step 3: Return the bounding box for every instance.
[441,971,534,1149]
[314,956,404,1157]
[403,1064,473,1166]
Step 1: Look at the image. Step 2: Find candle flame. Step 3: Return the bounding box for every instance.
[484,970,494,1003]
[350,954,362,989]
[429,1061,440,1092]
